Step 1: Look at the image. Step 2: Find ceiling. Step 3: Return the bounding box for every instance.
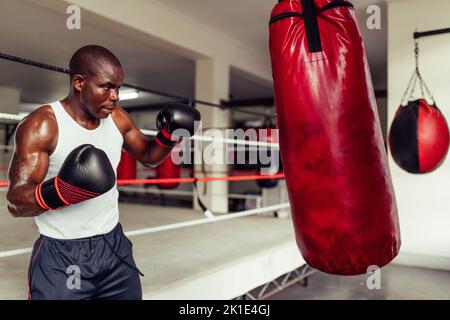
[159,0,386,59]
[0,0,388,114]
[157,0,388,88]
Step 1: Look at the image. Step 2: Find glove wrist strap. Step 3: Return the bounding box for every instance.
[35,177,68,210]
[156,129,178,148]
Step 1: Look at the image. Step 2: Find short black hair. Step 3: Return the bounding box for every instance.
[69,45,122,79]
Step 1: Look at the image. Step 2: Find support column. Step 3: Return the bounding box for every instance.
[0,86,20,178]
[0,86,20,114]
[194,59,230,213]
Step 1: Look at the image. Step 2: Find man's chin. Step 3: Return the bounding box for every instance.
[99,108,113,118]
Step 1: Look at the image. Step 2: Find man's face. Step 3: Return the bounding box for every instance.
[76,63,124,119]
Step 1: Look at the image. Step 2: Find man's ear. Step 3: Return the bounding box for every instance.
[72,75,85,92]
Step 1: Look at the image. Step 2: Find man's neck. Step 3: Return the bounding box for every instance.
[61,96,100,129]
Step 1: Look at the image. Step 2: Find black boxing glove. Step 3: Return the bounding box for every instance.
[155,103,201,148]
[35,144,116,210]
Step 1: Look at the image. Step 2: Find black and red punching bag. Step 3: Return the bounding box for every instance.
[269,0,400,275]
[389,99,449,174]
[389,37,450,174]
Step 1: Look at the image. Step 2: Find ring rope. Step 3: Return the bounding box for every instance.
[0,202,290,258]
[0,114,279,149]
[0,174,285,188]
[118,186,276,200]
[0,52,274,118]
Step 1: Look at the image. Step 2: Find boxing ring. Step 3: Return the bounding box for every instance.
[0,55,308,298]
[0,111,308,299]
[0,194,305,300]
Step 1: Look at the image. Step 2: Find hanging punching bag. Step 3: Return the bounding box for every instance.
[156,154,181,189]
[269,0,401,275]
[117,149,137,180]
[389,99,450,174]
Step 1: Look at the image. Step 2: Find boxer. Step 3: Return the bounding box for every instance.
[6,45,200,299]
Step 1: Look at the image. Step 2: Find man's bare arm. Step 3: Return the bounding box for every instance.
[6,107,57,217]
[112,107,171,168]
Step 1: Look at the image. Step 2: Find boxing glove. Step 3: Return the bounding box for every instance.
[35,144,116,210]
[155,103,201,148]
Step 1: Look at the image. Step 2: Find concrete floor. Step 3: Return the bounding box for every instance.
[1,192,449,300]
[0,197,299,299]
[270,264,450,300]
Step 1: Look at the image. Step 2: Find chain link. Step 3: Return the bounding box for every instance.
[401,40,436,106]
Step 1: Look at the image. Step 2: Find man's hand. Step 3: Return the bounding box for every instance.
[155,103,201,148]
[111,104,201,168]
[35,144,115,210]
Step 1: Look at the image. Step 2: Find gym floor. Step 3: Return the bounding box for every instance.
[270,264,450,300]
[0,198,300,300]
[1,192,448,300]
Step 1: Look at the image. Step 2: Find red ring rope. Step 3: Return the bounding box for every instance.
[0,174,285,188]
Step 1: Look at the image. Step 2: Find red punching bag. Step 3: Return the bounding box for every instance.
[389,99,450,174]
[156,154,181,189]
[117,149,136,180]
[269,0,400,275]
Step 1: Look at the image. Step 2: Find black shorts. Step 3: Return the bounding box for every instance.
[28,223,143,300]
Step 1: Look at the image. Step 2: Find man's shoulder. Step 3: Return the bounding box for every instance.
[111,106,129,119]
[111,106,134,135]
[16,104,58,140]
[30,104,54,117]
[22,104,56,126]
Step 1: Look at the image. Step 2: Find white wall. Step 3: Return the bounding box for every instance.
[388,0,450,270]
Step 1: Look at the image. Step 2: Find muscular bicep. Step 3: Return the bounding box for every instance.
[112,107,148,158]
[112,107,171,167]
[8,133,49,189]
[121,122,149,158]
[6,110,56,216]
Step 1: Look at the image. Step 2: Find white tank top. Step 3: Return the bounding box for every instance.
[34,101,123,239]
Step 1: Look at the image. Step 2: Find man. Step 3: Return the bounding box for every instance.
[6,45,200,299]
